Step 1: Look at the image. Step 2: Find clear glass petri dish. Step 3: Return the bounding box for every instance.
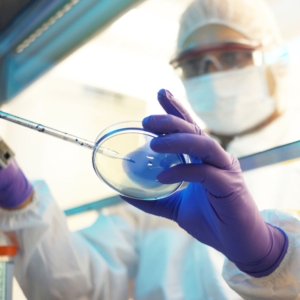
[92,121,187,200]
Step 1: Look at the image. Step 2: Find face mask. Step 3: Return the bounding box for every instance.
[182,65,276,136]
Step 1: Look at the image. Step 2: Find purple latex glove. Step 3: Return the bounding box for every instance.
[121,89,288,277]
[0,159,33,209]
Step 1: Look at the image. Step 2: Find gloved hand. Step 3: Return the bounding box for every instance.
[0,159,33,209]
[121,89,288,277]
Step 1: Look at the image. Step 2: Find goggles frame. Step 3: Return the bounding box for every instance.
[170,39,262,66]
[170,40,263,79]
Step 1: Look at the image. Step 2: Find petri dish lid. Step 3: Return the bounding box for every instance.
[92,121,187,200]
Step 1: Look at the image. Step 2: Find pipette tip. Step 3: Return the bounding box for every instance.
[125,157,136,163]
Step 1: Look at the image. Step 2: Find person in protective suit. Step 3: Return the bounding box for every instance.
[0,0,299,299]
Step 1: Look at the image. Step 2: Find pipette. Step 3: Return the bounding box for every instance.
[0,110,135,163]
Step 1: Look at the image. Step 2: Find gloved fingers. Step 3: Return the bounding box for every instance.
[0,159,18,185]
[157,89,197,125]
[143,114,202,135]
[0,159,33,208]
[120,191,182,221]
[157,164,237,197]
[151,133,233,169]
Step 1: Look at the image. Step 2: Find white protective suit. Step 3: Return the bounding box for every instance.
[2,117,300,300]
[1,181,243,300]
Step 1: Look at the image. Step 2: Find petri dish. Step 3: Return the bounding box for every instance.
[92,121,187,200]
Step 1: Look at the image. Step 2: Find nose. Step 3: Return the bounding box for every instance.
[202,55,223,74]
[204,60,219,74]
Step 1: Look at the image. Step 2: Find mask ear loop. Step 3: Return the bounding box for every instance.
[252,49,275,97]
[252,50,264,67]
[262,46,290,112]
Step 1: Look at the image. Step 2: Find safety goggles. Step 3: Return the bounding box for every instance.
[170,40,263,79]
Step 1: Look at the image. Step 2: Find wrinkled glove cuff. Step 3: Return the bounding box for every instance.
[235,226,288,278]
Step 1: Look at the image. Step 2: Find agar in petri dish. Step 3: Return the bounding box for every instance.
[92,121,187,200]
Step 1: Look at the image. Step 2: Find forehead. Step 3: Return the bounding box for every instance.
[182,24,248,51]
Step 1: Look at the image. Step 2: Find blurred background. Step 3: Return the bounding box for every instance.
[1,0,300,298]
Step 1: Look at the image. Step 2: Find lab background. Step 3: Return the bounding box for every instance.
[0,0,300,298]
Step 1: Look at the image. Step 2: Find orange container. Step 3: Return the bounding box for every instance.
[0,245,17,300]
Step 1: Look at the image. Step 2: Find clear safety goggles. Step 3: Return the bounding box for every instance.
[170,40,263,79]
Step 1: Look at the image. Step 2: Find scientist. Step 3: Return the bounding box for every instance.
[0,0,300,300]
[169,0,300,212]
[171,0,295,156]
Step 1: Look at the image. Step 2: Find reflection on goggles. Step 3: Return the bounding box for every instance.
[170,42,263,79]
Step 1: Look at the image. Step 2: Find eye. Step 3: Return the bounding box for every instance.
[219,51,253,69]
[180,58,202,78]
[185,58,201,69]
[219,52,237,67]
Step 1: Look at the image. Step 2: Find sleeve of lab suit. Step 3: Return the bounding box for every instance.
[0,180,138,300]
[222,209,300,300]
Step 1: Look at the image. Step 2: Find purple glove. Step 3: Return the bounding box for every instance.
[0,159,33,209]
[121,89,288,277]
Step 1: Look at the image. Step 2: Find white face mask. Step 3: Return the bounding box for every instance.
[182,65,276,135]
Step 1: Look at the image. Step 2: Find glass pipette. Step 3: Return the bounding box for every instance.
[0,110,135,163]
